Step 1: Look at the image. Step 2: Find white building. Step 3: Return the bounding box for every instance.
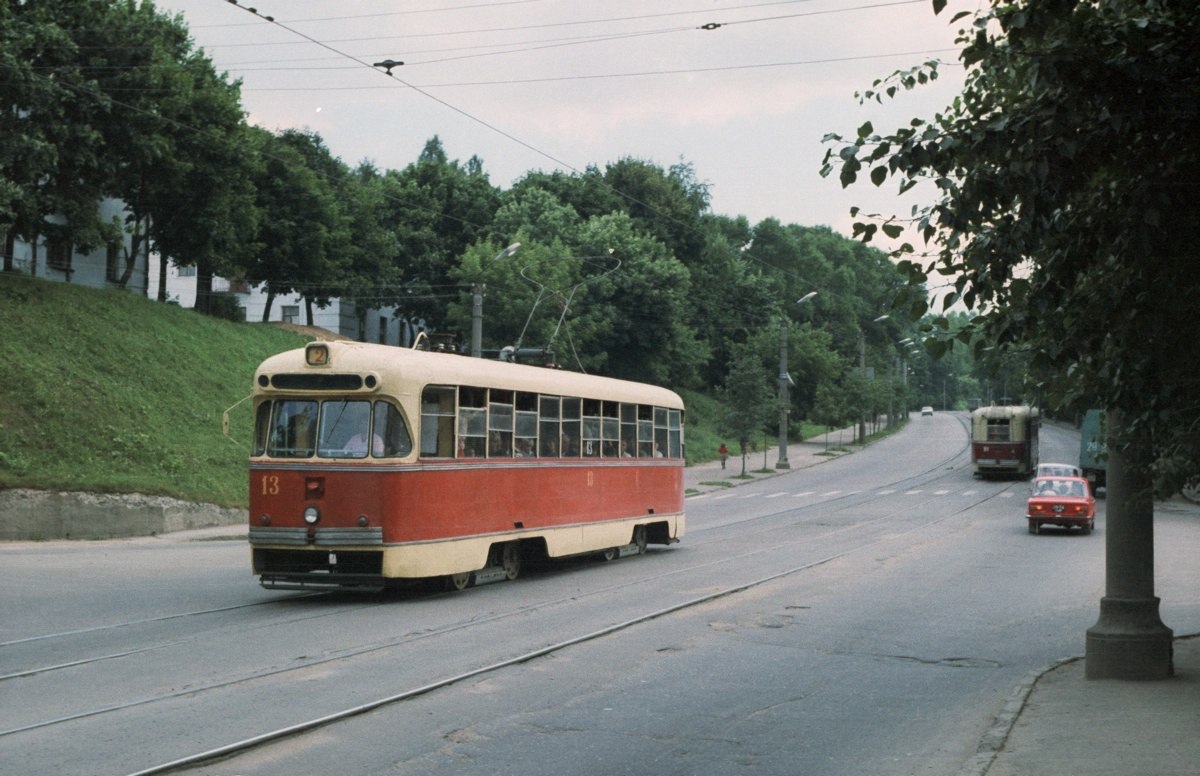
[2,198,424,346]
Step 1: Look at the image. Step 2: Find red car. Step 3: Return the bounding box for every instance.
[1027,476,1096,534]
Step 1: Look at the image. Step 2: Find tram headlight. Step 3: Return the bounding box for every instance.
[303,506,320,525]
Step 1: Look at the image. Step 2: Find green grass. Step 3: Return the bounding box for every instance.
[0,274,831,507]
[0,273,307,507]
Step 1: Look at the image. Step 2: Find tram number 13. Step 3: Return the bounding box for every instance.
[260,475,280,496]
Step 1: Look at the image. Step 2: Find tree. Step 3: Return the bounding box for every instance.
[241,128,345,322]
[822,0,1199,493]
[1,0,126,264]
[381,137,500,327]
[720,350,774,476]
[822,0,1196,679]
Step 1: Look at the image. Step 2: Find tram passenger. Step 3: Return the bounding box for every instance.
[345,431,384,456]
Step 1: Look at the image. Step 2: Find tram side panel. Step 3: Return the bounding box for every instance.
[249,460,684,582]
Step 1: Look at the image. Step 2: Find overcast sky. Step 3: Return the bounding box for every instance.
[153,0,969,241]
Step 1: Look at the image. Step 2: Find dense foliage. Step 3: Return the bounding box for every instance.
[823,0,1199,493]
[1,0,987,450]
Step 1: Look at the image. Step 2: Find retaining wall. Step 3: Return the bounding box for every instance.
[0,489,246,540]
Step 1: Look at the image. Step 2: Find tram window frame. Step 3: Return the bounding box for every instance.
[539,395,561,457]
[253,401,271,456]
[654,406,669,458]
[317,399,374,458]
[600,401,619,457]
[515,391,538,457]
[582,398,602,457]
[668,408,683,458]
[620,403,637,458]
[420,386,457,458]
[374,401,413,457]
[987,418,1011,441]
[562,397,582,457]
[268,400,318,458]
[637,404,654,458]
[488,389,514,458]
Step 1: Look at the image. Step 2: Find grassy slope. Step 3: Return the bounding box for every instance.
[0,274,744,508]
[0,273,306,507]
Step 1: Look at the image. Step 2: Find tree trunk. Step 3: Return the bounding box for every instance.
[305,297,314,326]
[157,251,169,302]
[194,256,213,314]
[261,290,275,322]
[117,216,143,291]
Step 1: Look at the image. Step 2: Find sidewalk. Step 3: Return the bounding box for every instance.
[968,633,1200,776]
[685,424,860,495]
[692,427,1200,776]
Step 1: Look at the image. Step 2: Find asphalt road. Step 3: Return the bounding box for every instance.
[3,414,1197,775]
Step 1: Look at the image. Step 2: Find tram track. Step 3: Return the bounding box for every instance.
[123,482,1021,775]
[2,449,1023,754]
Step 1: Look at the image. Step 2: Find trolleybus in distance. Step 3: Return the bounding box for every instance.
[971,404,1040,477]
[247,340,685,592]
[1078,408,1107,491]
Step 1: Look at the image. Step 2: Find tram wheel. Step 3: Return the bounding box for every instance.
[500,542,522,581]
[447,572,472,591]
[633,525,648,555]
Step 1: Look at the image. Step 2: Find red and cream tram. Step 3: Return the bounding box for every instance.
[247,340,685,591]
[970,404,1040,477]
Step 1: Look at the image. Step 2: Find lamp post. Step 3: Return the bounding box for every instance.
[858,314,890,443]
[470,242,520,357]
[777,291,817,469]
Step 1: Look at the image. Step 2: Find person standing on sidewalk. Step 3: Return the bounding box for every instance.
[718,443,729,469]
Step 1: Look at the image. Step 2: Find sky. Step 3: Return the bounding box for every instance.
[153,0,970,242]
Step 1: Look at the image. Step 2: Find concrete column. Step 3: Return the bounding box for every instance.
[1085,408,1173,679]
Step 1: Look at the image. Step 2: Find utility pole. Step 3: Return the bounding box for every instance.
[777,319,791,469]
[469,242,520,358]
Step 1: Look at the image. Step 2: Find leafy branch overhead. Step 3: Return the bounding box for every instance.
[822,0,1200,495]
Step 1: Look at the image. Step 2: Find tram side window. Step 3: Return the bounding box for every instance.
[420,386,457,458]
[668,408,683,458]
[458,386,487,458]
[539,395,561,457]
[374,402,413,457]
[489,389,514,458]
[620,403,637,458]
[268,400,318,458]
[987,419,1011,441]
[654,406,669,458]
[561,397,582,457]
[253,401,271,456]
[582,398,602,458]
[515,392,538,457]
[317,400,374,458]
[602,401,620,457]
[637,405,654,458]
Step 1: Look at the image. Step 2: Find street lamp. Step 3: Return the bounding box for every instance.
[777,292,817,469]
[470,242,520,357]
[857,314,891,443]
